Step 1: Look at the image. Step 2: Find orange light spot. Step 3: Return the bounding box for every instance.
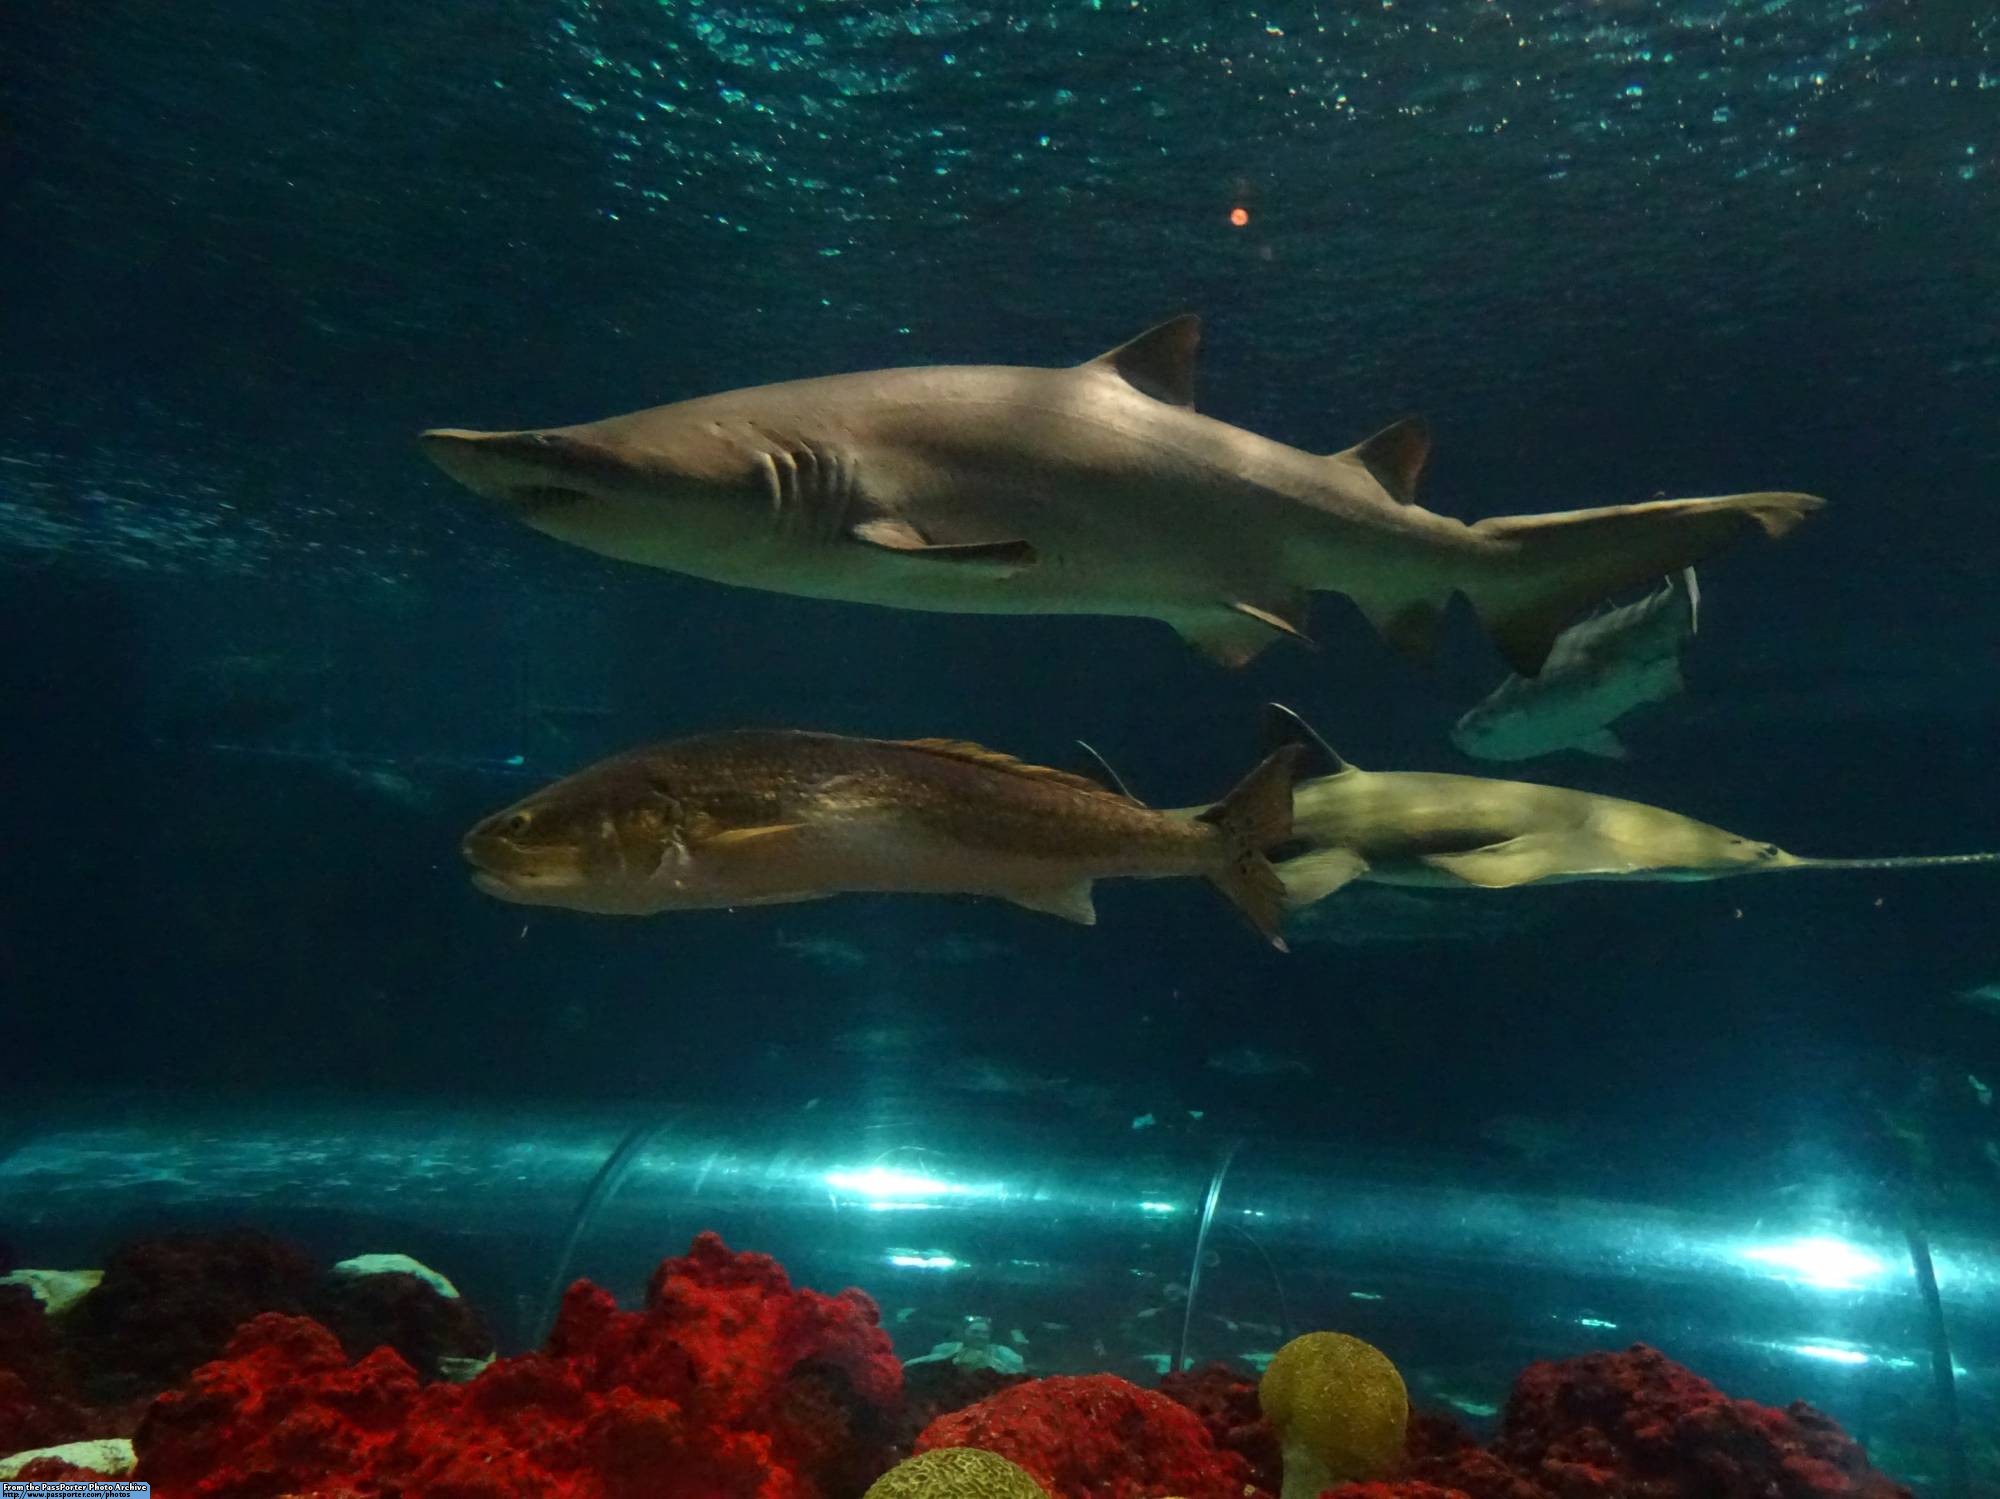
[1228,206,1250,227]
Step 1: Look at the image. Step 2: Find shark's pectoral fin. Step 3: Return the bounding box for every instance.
[1084,315,1201,407]
[1278,848,1371,908]
[1575,729,1629,760]
[1422,837,1581,889]
[848,519,1036,572]
[1007,882,1098,925]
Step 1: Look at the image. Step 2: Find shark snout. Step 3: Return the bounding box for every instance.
[420,428,611,514]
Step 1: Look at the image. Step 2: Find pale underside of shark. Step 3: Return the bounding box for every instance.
[1251,706,2000,905]
[1452,567,1700,761]
[421,317,1823,677]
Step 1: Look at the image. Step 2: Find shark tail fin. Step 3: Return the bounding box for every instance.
[1196,746,1301,951]
[1462,492,1820,676]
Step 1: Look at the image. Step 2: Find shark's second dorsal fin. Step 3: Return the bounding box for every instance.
[1260,702,1355,778]
[1085,314,1201,408]
[1334,416,1431,505]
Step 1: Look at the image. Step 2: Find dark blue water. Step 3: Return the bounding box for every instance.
[2,8,1997,1469]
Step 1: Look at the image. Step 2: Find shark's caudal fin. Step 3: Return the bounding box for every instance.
[1461,492,1821,676]
[1196,746,1301,951]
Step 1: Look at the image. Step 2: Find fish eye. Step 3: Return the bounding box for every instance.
[506,812,531,836]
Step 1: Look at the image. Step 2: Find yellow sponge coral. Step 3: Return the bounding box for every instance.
[863,1447,1052,1498]
[1258,1331,1408,1499]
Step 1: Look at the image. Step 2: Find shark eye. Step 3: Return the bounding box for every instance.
[506,813,531,836]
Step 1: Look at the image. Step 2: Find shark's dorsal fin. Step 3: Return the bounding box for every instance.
[890,738,1134,801]
[1085,314,1201,408]
[1334,416,1431,505]
[1260,702,1355,778]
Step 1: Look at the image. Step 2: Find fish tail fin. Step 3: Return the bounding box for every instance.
[1462,492,1820,676]
[1197,746,1301,950]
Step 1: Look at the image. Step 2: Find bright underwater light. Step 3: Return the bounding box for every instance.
[884,1252,960,1271]
[1738,1236,1888,1290]
[823,1165,1000,1212]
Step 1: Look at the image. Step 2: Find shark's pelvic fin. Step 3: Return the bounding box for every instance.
[1576,729,1629,760]
[1228,597,1316,648]
[1008,881,1099,924]
[1085,314,1201,408]
[849,518,1036,571]
[1278,847,1371,907]
[1338,416,1432,506]
[1172,608,1287,667]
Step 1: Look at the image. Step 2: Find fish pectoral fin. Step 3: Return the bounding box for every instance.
[1422,837,1571,889]
[848,518,1036,571]
[702,822,810,849]
[1277,848,1371,908]
[1575,729,1629,759]
[1007,882,1098,925]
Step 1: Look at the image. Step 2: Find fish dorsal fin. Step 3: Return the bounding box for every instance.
[891,738,1135,800]
[1084,314,1201,408]
[1333,416,1431,505]
[1073,740,1142,803]
[1259,702,1355,778]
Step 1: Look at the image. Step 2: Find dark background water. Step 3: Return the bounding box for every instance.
[2,0,1996,1217]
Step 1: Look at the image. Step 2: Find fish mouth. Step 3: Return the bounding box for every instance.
[469,869,526,901]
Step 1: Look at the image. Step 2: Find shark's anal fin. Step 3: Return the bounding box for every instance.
[1007,882,1098,925]
[849,518,1036,571]
[1422,837,1577,889]
[1278,848,1371,907]
[1085,315,1201,407]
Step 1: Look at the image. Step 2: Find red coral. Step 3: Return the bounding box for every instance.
[1490,1345,1909,1499]
[61,1230,318,1404]
[131,1234,902,1499]
[1158,1360,1282,1494]
[916,1373,1249,1499]
[307,1267,494,1376]
[0,1284,94,1451]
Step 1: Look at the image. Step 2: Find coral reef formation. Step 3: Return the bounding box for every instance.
[0,1229,1916,1499]
[1260,1331,1410,1499]
[914,1372,1250,1499]
[864,1445,1051,1497]
[1159,1360,1283,1494]
[130,1231,900,1499]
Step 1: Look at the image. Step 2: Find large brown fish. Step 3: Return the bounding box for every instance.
[463,730,1301,947]
[421,316,1822,678]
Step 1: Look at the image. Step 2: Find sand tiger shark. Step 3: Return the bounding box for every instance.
[1253,705,2000,903]
[421,316,1822,676]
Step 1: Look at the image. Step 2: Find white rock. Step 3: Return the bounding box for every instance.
[0,1438,136,1478]
[0,1269,103,1317]
[331,1253,459,1299]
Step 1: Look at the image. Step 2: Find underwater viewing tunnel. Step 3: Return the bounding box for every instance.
[5,0,1999,1494]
